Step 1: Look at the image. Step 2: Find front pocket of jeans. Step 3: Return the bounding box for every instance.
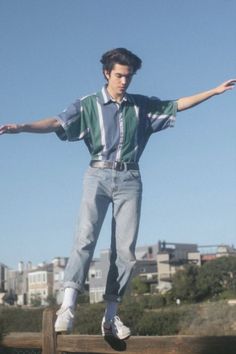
[86,167,102,178]
[128,170,141,179]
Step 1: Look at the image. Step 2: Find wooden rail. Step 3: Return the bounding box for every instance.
[1,308,236,354]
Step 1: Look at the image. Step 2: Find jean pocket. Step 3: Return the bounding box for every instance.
[127,170,141,179]
[85,166,102,178]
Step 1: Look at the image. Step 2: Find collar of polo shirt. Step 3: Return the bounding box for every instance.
[98,86,132,105]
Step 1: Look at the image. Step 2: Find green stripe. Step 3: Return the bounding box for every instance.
[82,96,102,159]
[120,105,138,161]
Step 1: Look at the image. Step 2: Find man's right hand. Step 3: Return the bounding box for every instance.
[0,124,22,135]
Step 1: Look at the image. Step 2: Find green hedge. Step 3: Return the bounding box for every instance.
[0,307,43,334]
[1,299,236,337]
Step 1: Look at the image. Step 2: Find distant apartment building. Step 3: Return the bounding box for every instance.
[89,249,110,304]
[132,259,158,293]
[199,244,236,264]
[0,263,9,304]
[52,256,68,305]
[0,263,8,292]
[156,242,236,293]
[2,261,31,305]
[89,244,159,303]
[157,241,199,293]
[132,244,158,292]
[1,241,235,306]
[28,263,53,306]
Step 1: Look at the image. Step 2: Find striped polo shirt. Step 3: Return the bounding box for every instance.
[56,86,177,162]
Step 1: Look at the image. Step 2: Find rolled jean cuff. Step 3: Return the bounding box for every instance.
[103,294,122,303]
[64,281,84,293]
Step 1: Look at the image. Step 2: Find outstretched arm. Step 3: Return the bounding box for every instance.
[0,117,61,135]
[177,79,236,112]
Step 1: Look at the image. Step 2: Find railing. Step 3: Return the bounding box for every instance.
[1,308,236,354]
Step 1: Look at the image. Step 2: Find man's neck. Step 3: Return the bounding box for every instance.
[107,87,124,103]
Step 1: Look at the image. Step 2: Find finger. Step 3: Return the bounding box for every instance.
[0,126,7,134]
[227,82,235,89]
[226,79,236,86]
[1,126,12,134]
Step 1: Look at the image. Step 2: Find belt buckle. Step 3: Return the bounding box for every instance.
[114,161,125,171]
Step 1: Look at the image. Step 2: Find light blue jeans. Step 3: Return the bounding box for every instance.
[63,166,142,302]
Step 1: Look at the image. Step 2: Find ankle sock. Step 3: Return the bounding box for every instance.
[104,301,118,321]
[61,287,78,309]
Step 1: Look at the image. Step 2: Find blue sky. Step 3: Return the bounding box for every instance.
[0,0,235,269]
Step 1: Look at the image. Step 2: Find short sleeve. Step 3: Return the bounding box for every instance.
[55,98,89,141]
[146,97,177,133]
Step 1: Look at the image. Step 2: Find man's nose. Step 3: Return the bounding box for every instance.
[121,76,127,85]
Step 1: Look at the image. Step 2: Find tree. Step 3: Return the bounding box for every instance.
[4,291,17,306]
[171,264,199,302]
[0,320,6,343]
[131,276,149,295]
[196,256,236,301]
[46,294,57,307]
[30,293,42,307]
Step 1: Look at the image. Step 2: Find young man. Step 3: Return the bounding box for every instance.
[0,48,235,339]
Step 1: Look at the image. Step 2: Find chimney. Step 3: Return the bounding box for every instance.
[18,261,24,273]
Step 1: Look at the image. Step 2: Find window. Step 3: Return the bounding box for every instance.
[95,270,102,278]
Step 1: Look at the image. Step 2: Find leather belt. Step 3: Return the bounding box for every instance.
[90,160,139,171]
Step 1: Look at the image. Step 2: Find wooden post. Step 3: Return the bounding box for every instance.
[42,308,57,354]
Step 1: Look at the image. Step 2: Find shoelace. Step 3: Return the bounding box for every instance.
[56,307,74,319]
[112,316,124,329]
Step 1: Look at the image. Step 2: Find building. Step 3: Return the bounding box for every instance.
[132,259,158,293]
[157,241,199,293]
[2,242,235,306]
[89,244,159,303]
[0,263,9,304]
[52,257,68,305]
[0,263,8,292]
[132,244,159,292]
[156,242,236,293]
[28,263,53,306]
[89,249,110,304]
[2,261,31,305]
[199,244,236,264]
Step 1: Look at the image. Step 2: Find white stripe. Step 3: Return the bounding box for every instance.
[96,101,106,158]
[134,105,139,118]
[133,105,139,160]
[101,87,108,103]
[147,113,176,121]
[129,145,139,161]
[80,93,96,101]
[78,128,89,140]
[147,113,170,120]
[116,110,124,161]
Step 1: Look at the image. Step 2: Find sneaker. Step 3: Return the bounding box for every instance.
[101,315,131,340]
[54,306,74,333]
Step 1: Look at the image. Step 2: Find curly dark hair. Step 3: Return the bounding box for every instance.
[100,48,142,76]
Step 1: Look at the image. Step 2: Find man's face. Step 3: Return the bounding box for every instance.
[105,64,133,100]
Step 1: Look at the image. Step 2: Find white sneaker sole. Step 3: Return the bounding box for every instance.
[55,323,73,333]
[102,327,131,340]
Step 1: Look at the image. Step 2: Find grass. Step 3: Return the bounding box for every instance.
[178,301,236,335]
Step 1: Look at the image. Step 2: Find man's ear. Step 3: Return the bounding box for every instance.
[104,70,110,81]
